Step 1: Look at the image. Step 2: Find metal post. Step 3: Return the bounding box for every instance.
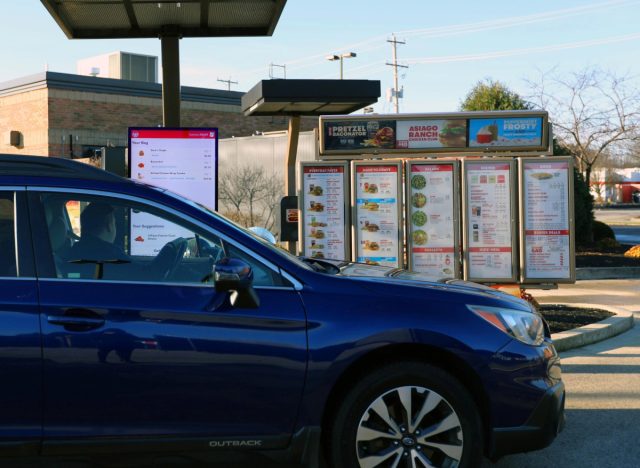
[340,57,344,80]
[161,34,181,127]
[285,115,301,253]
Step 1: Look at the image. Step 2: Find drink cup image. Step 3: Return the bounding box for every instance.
[476,126,493,144]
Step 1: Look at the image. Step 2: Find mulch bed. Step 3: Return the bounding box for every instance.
[576,243,640,268]
[535,240,632,333]
[538,304,614,333]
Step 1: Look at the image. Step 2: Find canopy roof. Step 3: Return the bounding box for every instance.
[242,79,381,116]
[41,0,287,39]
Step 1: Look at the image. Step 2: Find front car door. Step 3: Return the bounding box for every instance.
[0,189,41,455]
[28,188,307,453]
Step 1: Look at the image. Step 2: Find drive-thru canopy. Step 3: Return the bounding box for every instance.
[41,0,288,126]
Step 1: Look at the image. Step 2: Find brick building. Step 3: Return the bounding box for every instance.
[0,71,315,158]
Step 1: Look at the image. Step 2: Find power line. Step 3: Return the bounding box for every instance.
[404,32,640,65]
[237,0,637,79]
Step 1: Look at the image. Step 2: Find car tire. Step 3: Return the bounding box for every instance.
[327,361,483,468]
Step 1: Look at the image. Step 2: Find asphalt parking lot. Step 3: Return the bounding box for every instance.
[481,279,640,467]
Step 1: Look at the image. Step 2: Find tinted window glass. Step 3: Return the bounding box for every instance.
[0,193,16,277]
[40,192,281,287]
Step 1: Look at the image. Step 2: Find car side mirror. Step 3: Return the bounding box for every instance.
[214,258,260,309]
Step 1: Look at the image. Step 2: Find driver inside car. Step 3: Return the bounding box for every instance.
[67,202,183,281]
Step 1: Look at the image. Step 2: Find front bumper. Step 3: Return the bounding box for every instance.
[489,380,565,460]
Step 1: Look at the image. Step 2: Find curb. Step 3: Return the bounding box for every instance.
[576,267,640,280]
[550,303,634,352]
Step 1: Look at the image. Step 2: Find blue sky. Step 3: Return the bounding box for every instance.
[4,1,640,113]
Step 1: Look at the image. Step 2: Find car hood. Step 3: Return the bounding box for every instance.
[305,258,530,310]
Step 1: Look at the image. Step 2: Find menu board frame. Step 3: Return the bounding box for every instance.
[462,159,518,283]
[519,157,576,283]
[298,161,350,261]
[319,111,550,157]
[351,160,404,268]
[405,160,461,280]
[127,127,218,210]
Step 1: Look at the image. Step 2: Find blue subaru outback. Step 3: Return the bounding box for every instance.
[0,154,563,467]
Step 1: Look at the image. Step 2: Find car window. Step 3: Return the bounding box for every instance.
[39,192,282,287]
[0,192,17,278]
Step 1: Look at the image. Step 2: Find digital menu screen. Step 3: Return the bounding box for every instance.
[407,162,458,280]
[323,119,397,151]
[464,161,515,281]
[128,128,218,256]
[522,159,572,279]
[468,117,543,148]
[353,163,402,268]
[396,120,467,149]
[301,164,348,261]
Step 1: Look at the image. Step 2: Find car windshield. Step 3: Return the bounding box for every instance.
[154,186,314,272]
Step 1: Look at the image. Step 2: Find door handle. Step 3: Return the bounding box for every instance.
[47,311,105,331]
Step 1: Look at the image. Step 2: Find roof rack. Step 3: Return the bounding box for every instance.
[0,154,125,183]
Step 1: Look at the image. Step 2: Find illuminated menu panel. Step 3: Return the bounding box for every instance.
[301,164,348,261]
[464,161,515,281]
[522,159,572,280]
[353,163,402,268]
[407,162,458,280]
[128,128,218,256]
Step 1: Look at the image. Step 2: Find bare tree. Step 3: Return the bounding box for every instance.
[218,164,283,231]
[528,67,640,186]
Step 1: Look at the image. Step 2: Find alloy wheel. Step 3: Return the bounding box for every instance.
[356,385,463,467]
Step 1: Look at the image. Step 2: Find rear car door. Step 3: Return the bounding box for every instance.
[29,188,308,453]
[0,189,41,455]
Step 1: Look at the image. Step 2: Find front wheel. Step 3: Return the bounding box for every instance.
[327,362,483,468]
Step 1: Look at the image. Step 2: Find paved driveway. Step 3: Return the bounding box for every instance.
[481,280,640,467]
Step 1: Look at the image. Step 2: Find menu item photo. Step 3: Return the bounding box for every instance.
[411,192,427,208]
[412,230,428,245]
[412,211,427,226]
[364,126,395,148]
[411,174,426,190]
[437,120,467,147]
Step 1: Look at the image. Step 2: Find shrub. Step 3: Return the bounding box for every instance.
[596,237,620,250]
[573,168,594,246]
[554,141,595,246]
[592,220,616,242]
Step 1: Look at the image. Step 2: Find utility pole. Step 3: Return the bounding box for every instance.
[217,77,238,91]
[386,34,408,113]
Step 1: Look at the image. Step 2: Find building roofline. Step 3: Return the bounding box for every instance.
[0,71,243,106]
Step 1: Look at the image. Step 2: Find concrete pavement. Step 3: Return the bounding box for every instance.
[482,279,640,467]
[595,208,640,226]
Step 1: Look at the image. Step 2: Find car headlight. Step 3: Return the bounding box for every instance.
[468,305,544,346]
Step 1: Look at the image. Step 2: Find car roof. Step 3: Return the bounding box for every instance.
[0,154,125,184]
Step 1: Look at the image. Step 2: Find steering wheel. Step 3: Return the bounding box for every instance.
[155,237,188,280]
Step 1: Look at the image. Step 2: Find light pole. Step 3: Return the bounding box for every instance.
[326,52,357,79]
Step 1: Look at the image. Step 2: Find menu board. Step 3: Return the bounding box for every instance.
[128,128,218,256]
[464,161,516,281]
[353,162,402,267]
[407,162,459,280]
[396,120,467,149]
[323,119,396,151]
[468,117,543,148]
[300,163,349,261]
[521,159,573,280]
